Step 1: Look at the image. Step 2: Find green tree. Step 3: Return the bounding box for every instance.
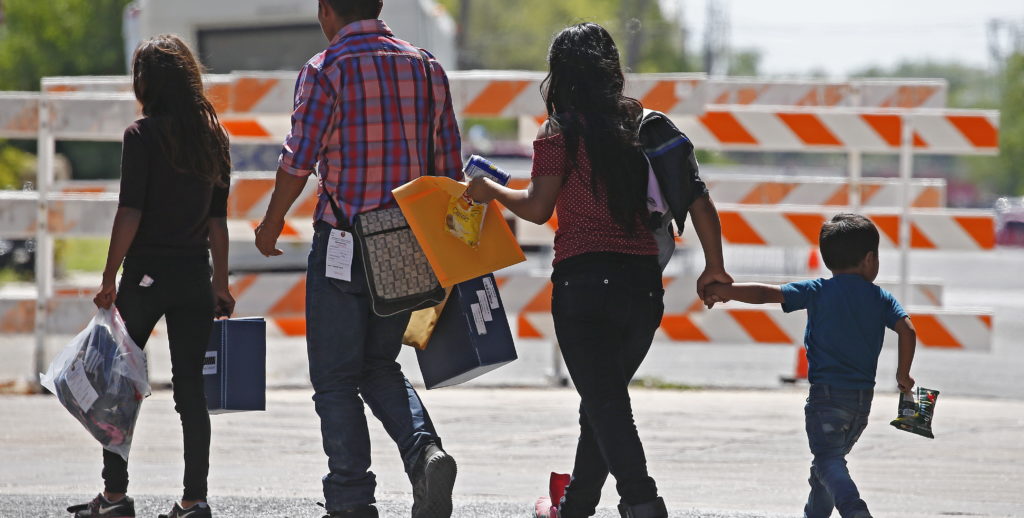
[969,52,1024,197]
[0,0,131,182]
[0,0,131,91]
[727,49,762,77]
[851,61,998,109]
[437,0,694,72]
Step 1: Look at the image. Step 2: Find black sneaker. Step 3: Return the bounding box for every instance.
[66,494,135,517]
[317,502,379,517]
[157,502,212,518]
[411,444,457,518]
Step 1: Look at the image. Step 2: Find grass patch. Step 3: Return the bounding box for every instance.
[0,267,31,286]
[630,377,701,391]
[58,238,109,272]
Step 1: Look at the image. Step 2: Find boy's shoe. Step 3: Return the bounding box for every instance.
[321,507,379,518]
[66,494,135,517]
[535,472,571,518]
[157,502,211,518]
[411,443,457,518]
[316,502,379,518]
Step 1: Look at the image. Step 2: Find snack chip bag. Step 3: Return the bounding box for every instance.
[446,192,487,248]
[890,387,939,439]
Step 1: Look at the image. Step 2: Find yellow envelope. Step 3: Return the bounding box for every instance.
[403,288,452,350]
[393,176,526,288]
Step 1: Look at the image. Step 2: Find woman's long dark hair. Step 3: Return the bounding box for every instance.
[132,35,230,186]
[542,22,647,230]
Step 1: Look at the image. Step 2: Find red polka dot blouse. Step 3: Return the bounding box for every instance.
[531,132,658,266]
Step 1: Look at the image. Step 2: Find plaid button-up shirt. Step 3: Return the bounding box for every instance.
[279,20,463,227]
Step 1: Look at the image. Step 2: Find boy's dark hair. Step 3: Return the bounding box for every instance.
[819,213,880,270]
[326,0,383,20]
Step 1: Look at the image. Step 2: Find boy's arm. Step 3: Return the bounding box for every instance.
[705,282,785,306]
[893,317,917,393]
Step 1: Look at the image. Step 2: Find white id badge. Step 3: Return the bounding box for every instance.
[325,229,355,282]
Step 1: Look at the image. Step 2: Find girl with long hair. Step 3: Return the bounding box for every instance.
[71,34,234,518]
[467,23,731,518]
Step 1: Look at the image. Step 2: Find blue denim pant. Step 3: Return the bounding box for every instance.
[306,221,440,512]
[804,384,873,518]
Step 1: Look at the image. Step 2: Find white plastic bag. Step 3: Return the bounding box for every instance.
[40,308,151,461]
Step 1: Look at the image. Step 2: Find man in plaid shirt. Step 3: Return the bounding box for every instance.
[255,1,462,517]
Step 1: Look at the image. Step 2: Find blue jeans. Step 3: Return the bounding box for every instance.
[306,221,440,512]
[804,384,873,518]
[550,253,664,515]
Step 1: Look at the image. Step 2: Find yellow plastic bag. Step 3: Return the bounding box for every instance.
[393,176,525,288]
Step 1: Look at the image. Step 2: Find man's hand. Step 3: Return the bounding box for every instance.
[93,274,117,309]
[897,370,915,394]
[255,218,285,257]
[696,267,733,301]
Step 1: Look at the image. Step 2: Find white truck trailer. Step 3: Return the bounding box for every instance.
[122,0,458,73]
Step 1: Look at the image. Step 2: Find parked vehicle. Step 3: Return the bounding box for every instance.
[995,197,1024,247]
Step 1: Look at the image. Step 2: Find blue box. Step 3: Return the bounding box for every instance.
[204,318,266,414]
[416,274,517,389]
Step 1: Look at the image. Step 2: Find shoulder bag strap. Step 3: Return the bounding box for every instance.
[418,49,437,177]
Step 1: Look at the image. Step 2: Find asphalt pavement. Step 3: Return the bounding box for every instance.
[2,387,1022,518]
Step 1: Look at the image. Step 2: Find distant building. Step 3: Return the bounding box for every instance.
[122,0,457,73]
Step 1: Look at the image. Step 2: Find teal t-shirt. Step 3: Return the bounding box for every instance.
[781,274,908,389]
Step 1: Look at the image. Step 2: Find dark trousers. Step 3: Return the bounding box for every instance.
[551,253,665,515]
[104,255,214,501]
[804,384,873,518]
[306,222,439,512]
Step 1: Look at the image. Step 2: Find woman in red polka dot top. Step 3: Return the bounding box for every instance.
[467,22,732,518]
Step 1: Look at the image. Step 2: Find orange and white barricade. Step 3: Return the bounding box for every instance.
[705,176,946,208]
[510,204,996,251]
[678,106,998,155]
[517,303,993,351]
[0,93,40,140]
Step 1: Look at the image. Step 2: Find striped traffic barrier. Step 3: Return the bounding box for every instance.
[512,203,997,251]
[517,304,993,351]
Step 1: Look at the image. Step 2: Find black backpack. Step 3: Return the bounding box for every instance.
[638,110,708,269]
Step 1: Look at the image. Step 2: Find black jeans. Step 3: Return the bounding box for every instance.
[551,253,665,515]
[104,255,214,501]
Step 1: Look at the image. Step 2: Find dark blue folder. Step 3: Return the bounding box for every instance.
[416,274,517,389]
[204,318,266,413]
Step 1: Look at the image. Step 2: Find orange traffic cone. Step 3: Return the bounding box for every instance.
[807,249,821,272]
[781,346,809,383]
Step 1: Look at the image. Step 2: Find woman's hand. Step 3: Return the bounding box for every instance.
[213,281,235,319]
[696,267,733,302]
[94,273,117,309]
[465,177,497,204]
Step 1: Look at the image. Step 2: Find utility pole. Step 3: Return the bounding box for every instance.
[703,0,730,76]
[622,0,653,71]
[456,0,473,70]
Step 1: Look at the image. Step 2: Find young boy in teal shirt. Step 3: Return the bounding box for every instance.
[704,213,918,518]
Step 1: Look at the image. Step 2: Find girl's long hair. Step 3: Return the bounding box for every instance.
[131,34,230,186]
[542,22,647,230]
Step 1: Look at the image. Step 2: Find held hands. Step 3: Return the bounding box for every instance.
[696,267,733,309]
[702,282,732,309]
[254,218,285,257]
